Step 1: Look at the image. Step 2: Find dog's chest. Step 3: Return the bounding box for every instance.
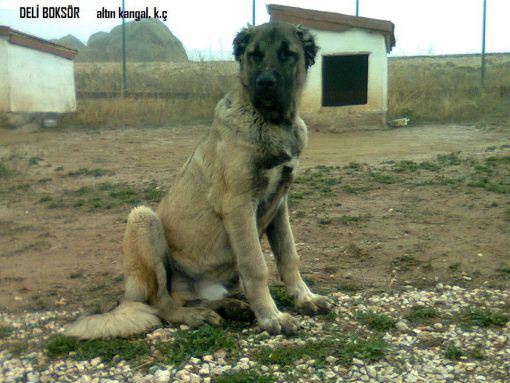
[255,155,298,225]
[262,157,297,197]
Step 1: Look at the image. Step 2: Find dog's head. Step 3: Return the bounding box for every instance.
[233,22,318,123]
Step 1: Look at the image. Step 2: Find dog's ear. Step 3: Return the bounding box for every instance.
[296,25,318,69]
[233,26,253,62]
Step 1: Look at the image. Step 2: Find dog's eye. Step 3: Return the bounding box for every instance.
[248,51,263,62]
[279,49,296,61]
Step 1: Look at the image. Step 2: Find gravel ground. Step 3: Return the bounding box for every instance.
[1,284,509,383]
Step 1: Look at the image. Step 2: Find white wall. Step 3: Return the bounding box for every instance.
[301,28,388,114]
[0,38,9,112]
[6,43,76,113]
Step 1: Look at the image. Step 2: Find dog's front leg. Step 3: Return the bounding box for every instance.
[267,198,333,315]
[223,202,300,335]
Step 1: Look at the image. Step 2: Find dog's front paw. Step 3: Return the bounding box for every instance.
[258,311,301,335]
[295,293,333,316]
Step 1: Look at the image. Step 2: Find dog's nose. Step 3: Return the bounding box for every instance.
[256,71,277,89]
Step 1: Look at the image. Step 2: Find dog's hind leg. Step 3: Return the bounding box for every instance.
[123,206,223,328]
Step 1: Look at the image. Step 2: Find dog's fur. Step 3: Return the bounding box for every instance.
[65,22,332,339]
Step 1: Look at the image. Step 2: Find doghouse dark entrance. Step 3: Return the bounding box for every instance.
[322,54,369,106]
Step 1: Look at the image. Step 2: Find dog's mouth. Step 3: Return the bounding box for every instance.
[253,92,284,114]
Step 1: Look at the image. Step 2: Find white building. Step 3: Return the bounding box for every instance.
[0,26,77,114]
[268,5,395,131]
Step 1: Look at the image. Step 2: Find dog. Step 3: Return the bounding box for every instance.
[65,21,332,339]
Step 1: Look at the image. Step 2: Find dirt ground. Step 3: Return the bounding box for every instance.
[0,123,509,313]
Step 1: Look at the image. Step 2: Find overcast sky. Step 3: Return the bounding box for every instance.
[1,0,509,59]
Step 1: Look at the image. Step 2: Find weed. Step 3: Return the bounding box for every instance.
[467,178,509,194]
[143,182,165,202]
[67,168,115,177]
[448,262,462,271]
[28,156,43,166]
[468,348,486,360]
[437,152,462,166]
[217,371,275,383]
[46,335,148,362]
[69,271,84,279]
[339,215,368,225]
[504,209,510,222]
[392,254,421,271]
[336,282,364,292]
[392,160,441,173]
[38,195,52,203]
[296,167,339,194]
[0,161,10,177]
[405,306,440,325]
[459,308,509,328]
[46,182,163,211]
[445,344,465,360]
[370,172,398,184]
[355,311,396,331]
[342,184,372,194]
[293,211,306,218]
[345,162,363,171]
[253,335,387,367]
[0,326,13,339]
[158,325,237,366]
[269,285,293,309]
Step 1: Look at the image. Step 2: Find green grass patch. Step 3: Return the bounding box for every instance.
[269,285,293,310]
[405,306,440,325]
[467,177,510,194]
[41,182,165,211]
[392,160,441,173]
[69,271,84,279]
[504,209,510,222]
[217,371,275,383]
[369,172,398,184]
[319,215,368,226]
[28,156,43,166]
[253,335,387,367]
[46,335,149,362]
[335,281,364,292]
[445,344,465,361]
[0,161,10,177]
[158,325,237,366]
[67,168,115,177]
[342,184,372,194]
[392,254,421,271]
[459,308,509,328]
[355,311,396,331]
[437,152,462,166]
[0,326,13,339]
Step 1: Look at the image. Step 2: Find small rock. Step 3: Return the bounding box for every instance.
[396,321,410,332]
[199,365,210,375]
[90,357,101,367]
[202,355,214,362]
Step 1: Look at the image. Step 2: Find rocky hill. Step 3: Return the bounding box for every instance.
[53,19,188,62]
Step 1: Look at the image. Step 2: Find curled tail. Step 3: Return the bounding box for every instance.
[64,301,161,339]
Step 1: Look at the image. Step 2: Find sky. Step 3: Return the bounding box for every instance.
[1,0,509,59]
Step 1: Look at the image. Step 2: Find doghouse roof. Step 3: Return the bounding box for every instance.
[0,26,78,60]
[267,4,395,53]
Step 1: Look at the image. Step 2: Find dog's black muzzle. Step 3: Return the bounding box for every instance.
[252,70,288,120]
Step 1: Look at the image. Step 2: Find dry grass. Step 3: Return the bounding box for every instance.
[68,54,510,128]
[389,54,510,121]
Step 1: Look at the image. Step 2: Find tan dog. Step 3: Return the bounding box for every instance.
[65,22,332,339]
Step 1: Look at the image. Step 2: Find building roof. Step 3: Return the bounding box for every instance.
[267,4,395,53]
[0,26,77,60]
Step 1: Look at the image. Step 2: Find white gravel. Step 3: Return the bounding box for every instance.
[1,284,509,383]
